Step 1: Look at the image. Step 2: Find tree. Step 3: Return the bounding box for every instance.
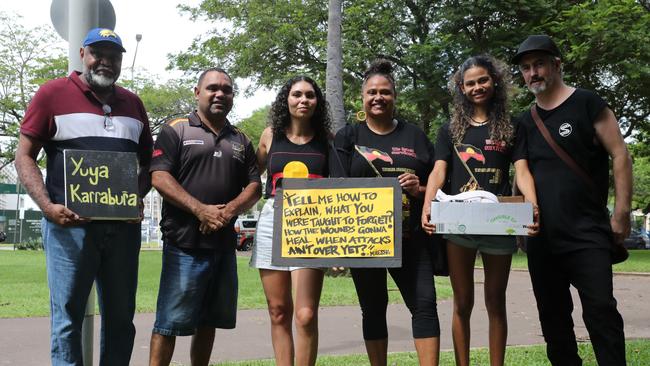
[548,0,650,139]
[130,76,195,134]
[235,106,269,149]
[326,0,345,132]
[0,13,67,170]
[171,0,569,135]
[629,143,650,212]
[172,1,649,140]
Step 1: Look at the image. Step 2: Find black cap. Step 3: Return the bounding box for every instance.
[511,35,561,64]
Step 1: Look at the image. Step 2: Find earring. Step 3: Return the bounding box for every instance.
[356,111,367,121]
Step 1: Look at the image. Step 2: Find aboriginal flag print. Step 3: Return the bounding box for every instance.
[457,144,485,164]
[355,145,393,164]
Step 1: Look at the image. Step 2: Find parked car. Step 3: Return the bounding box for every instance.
[623,230,646,249]
[641,229,650,249]
[234,217,257,251]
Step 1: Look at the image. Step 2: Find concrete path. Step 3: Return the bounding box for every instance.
[1,270,649,365]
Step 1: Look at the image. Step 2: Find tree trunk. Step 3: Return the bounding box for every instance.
[326,0,345,132]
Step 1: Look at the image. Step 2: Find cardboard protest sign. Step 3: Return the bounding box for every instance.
[63,149,139,220]
[272,178,402,268]
[430,201,533,235]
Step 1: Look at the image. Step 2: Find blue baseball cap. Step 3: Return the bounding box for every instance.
[83,28,126,52]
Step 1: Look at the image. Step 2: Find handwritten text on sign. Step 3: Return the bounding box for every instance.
[64,150,139,220]
[68,156,138,206]
[281,187,395,258]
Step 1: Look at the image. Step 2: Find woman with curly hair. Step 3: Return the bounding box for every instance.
[250,76,331,366]
[421,55,539,366]
[333,59,441,366]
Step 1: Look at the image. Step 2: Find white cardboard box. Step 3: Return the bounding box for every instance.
[430,201,533,236]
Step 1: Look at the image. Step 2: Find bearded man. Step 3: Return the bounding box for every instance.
[513,35,631,366]
[15,28,153,366]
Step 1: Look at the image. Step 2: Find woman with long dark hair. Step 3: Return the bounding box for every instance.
[250,76,331,366]
[333,59,441,366]
[421,55,539,366]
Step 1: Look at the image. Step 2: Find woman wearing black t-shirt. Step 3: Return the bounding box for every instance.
[250,76,330,366]
[421,55,539,366]
[333,59,440,366]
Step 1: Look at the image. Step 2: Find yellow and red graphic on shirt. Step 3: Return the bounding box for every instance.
[457,144,486,164]
[355,145,393,164]
[271,161,323,195]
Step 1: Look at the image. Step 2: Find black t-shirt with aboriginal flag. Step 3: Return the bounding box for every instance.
[332,120,434,241]
[434,122,525,196]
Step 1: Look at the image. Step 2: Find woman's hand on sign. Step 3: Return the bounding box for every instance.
[44,203,88,226]
[526,204,540,236]
[398,173,420,197]
[421,205,436,235]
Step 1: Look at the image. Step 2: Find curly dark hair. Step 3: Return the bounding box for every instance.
[448,55,513,145]
[362,58,396,95]
[269,76,331,143]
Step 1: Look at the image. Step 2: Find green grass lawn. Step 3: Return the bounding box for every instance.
[479,249,650,273]
[0,251,452,318]
[211,339,650,366]
[2,248,648,318]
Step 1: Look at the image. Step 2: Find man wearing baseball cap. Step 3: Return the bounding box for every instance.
[15,27,152,365]
[513,35,631,365]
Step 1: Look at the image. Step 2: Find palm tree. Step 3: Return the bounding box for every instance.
[326,0,345,132]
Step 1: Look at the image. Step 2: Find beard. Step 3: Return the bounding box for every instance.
[83,66,118,90]
[528,76,554,95]
[528,82,547,95]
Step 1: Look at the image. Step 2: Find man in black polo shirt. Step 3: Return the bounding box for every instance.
[513,35,632,366]
[148,67,261,366]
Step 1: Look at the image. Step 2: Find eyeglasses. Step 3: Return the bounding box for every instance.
[102,104,114,131]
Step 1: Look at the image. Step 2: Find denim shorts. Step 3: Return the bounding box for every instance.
[153,244,238,336]
[444,234,517,255]
[250,198,305,271]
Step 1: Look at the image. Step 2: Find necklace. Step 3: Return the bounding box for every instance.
[470,117,489,126]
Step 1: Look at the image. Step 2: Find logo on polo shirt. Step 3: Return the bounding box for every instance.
[232,142,245,163]
[559,123,572,137]
[214,151,222,158]
[183,140,205,146]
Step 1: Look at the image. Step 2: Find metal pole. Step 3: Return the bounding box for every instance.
[13,183,19,244]
[130,34,142,89]
[68,0,99,364]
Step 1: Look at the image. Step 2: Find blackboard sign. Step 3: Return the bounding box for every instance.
[63,149,139,220]
[272,178,402,268]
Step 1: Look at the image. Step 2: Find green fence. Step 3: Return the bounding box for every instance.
[0,210,43,244]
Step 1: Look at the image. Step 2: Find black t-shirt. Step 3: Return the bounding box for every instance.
[332,120,434,241]
[434,122,525,196]
[150,112,260,249]
[264,133,328,198]
[516,88,612,252]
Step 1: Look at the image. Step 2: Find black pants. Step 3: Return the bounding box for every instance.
[351,241,440,340]
[527,242,626,366]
